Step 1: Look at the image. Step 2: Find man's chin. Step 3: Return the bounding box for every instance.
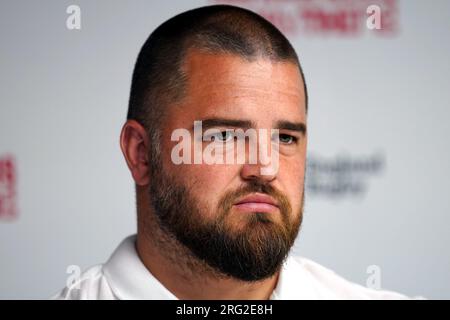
[221,216,289,245]
[224,210,284,232]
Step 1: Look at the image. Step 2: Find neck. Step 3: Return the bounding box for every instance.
[135,215,280,300]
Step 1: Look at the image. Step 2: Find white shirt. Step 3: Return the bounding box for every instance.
[53,235,411,300]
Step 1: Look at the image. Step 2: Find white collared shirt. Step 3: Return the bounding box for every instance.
[53,235,411,300]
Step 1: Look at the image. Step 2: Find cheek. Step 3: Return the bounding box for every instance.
[172,163,239,214]
[278,157,306,208]
[195,164,238,194]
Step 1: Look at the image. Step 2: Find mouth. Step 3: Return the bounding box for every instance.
[233,193,279,213]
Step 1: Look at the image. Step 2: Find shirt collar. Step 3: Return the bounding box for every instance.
[104,234,313,300]
[270,254,322,299]
[103,235,177,299]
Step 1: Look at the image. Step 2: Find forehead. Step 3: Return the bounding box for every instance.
[173,49,306,123]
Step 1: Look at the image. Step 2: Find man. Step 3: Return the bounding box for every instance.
[54,5,409,299]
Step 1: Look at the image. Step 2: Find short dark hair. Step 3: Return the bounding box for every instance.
[127,4,307,140]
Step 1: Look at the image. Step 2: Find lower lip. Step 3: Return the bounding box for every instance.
[233,202,279,213]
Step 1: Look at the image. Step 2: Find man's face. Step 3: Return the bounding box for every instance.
[148,50,307,281]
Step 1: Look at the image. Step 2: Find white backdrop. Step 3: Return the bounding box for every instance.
[0,0,449,299]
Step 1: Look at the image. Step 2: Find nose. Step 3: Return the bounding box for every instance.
[240,162,277,183]
[238,128,279,183]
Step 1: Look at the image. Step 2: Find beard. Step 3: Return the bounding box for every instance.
[147,156,304,282]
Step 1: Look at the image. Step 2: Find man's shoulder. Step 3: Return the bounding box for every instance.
[51,264,116,300]
[287,256,412,299]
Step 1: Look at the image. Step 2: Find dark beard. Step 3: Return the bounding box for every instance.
[147,159,303,282]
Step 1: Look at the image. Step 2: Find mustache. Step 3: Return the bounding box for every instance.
[217,180,292,219]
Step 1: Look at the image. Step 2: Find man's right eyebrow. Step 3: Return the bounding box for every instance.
[192,118,254,130]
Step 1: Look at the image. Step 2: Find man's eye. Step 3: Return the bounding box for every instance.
[213,131,234,142]
[277,134,298,145]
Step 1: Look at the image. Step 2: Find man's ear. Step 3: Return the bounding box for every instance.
[120,120,151,186]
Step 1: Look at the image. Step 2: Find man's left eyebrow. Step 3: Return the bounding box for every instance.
[275,121,307,135]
